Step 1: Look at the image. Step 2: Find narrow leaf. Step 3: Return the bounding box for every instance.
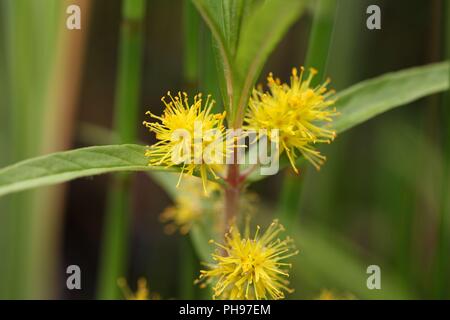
[232,0,306,125]
[334,61,449,133]
[191,0,234,111]
[0,144,165,197]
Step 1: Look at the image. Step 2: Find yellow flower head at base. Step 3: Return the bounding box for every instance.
[160,195,202,235]
[143,92,229,195]
[317,289,354,300]
[196,220,298,300]
[160,176,219,235]
[245,67,338,173]
[117,277,151,300]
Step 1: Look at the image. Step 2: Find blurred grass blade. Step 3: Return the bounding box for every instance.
[278,0,337,228]
[183,0,200,86]
[0,1,11,298]
[0,144,164,197]
[191,0,234,113]
[304,0,337,83]
[232,0,306,126]
[98,174,131,300]
[199,24,221,105]
[0,0,69,298]
[113,0,146,144]
[221,0,247,57]
[190,223,214,262]
[334,61,449,133]
[97,0,147,300]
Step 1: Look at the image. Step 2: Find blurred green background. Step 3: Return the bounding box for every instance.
[0,0,448,299]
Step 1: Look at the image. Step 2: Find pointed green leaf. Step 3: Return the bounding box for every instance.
[232,0,306,125]
[334,61,449,133]
[191,0,234,113]
[0,144,167,197]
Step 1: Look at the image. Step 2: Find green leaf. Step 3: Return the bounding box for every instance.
[304,0,337,83]
[190,223,214,262]
[232,0,306,126]
[191,0,234,113]
[334,61,449,133]
[0,144,166,197]
[221,0,247,56]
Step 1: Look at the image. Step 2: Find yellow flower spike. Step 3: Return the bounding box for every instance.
[118,277,152,300]
[143,92,231,195]
[196,219,298,300]
[244,67,339,173]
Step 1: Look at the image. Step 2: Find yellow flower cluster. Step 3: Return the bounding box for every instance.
[196,220,298,300]
[142,66,337,300]
[143,92,229,194]
[117,277,151,300]
[245,67,338,173]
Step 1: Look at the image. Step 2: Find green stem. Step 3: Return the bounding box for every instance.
[97,0,146,299]
[304,0,337,83]
[179,237,196,299]
[183,0,200,87]
[277,0,337,226]
[225,163,240,230]
[278,170,305,229]
[199,17,222,110]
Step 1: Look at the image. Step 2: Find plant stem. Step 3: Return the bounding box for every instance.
[183,0,200,87]
[224,163,240,230]
[97,0,146,299]
[304,0,337,84]
[278,169,305,227]
[179,237,196,299]
[277,0,337,227]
